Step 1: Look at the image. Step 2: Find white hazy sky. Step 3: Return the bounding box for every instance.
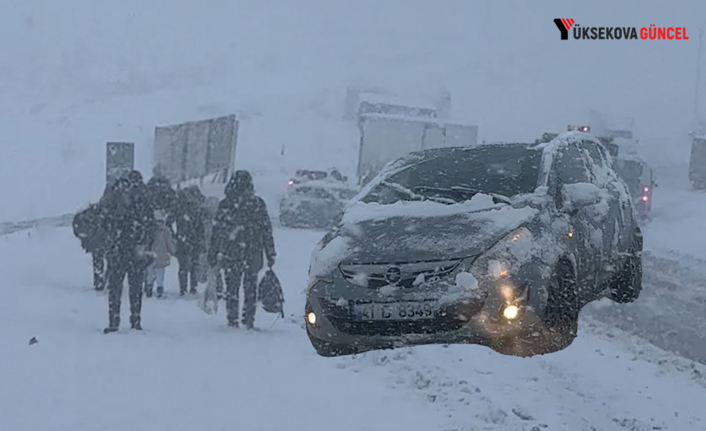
[0,0,704,219]
[1,0,703,138]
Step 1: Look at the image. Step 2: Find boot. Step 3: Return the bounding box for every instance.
[156,286,164,299]
[145,283,154,298]
[103,326,118,334]
[227,320,239,328]
[130,315,142,331]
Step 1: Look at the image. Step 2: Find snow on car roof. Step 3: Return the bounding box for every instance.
[290,179,352,190]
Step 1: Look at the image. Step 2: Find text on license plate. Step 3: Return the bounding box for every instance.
[353,301,438,320]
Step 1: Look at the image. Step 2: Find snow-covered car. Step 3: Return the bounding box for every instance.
[279,169,359,230]
[305,132,642,358]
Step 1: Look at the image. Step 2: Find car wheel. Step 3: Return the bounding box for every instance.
[610,231,643,304]
[542,260,579,335]
[306,329,361,357]
[279,212,294,227]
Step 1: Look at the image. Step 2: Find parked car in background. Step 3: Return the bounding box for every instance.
[279,168,359,230]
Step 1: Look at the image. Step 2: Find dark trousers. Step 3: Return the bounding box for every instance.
[224,262,258,328]
[215,268,224,295]
[92,250,106,291]
[177,251,199,294]
[106,258,145,328]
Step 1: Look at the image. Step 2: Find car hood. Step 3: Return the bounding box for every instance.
[336,198,539,264]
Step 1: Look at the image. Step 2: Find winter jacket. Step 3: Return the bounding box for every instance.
[149,222,176,268]
[209,170,276,270]
[175,186,206,257]
[72,203,108,253]
[147,176,178,225]
[203,196,220,252]
[102,174,156,263]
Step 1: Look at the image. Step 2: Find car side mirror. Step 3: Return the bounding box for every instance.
[559,182,603,215]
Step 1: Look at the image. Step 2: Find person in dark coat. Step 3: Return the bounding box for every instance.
[72,187,110,291]
[146,175,178,227]
[203,196,225,296]
[209,170,276,329]
[102,171,156,333]
[175,185,206,295]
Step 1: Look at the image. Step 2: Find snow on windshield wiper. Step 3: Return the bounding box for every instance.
[381,181,456,204]
[448,186,512,204]
[412,185,511,205]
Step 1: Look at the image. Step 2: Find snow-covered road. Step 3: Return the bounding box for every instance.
[1,225,704,431]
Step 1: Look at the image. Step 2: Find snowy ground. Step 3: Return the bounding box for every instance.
[1,225,705,431]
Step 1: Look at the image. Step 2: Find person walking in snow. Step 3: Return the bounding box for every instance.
[72,189,110,291]
[145,209,176,299]
[102,171,156,333]
[203,196,224,296]
[209,170,276,329]
[174,185,206,296]
[146,174,178,227]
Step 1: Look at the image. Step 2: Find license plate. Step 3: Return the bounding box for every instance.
[352,301,438,321]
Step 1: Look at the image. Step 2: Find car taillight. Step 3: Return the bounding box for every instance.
[287,179,295,186]
[643,186,649,193]
[641,195,649,202]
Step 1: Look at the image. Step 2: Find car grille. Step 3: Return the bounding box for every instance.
[339,259,462,289]
[320,298,483,337]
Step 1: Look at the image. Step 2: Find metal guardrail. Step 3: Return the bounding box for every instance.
[0,213,75,237]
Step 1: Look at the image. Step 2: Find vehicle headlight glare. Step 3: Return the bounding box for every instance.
[468,228,533,281]
[502,304,519,320]
[307,312,317,325]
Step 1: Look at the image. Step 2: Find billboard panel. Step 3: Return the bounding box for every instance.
[357,116,425,182]
[357,114,479,184]
[421,123,444,149]
[153,114,238,183]
[444,124,478,147]
[106,142,134,185]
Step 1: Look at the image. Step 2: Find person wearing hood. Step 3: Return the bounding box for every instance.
[146,175,178,227]
[175,185,206,295]
[101,171,156,333]
[145,209,176,298]
[209,170,276,329]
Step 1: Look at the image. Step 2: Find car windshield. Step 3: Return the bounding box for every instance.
[295,186,333,200]
[296,170,328,181]
[361,146,541,205]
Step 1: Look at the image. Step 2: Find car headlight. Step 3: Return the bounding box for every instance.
[467,227,533,301]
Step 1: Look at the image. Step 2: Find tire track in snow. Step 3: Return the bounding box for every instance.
[584,250,706,365]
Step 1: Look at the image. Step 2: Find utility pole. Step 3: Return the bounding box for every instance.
[694,28,703,118]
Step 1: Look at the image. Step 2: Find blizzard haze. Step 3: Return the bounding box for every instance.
[1,0,704,220]
[2,2,706,431]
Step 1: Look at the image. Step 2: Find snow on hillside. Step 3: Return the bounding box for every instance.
[1,225,705,431]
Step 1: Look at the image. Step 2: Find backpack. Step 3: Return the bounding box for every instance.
[258,269,284,317]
